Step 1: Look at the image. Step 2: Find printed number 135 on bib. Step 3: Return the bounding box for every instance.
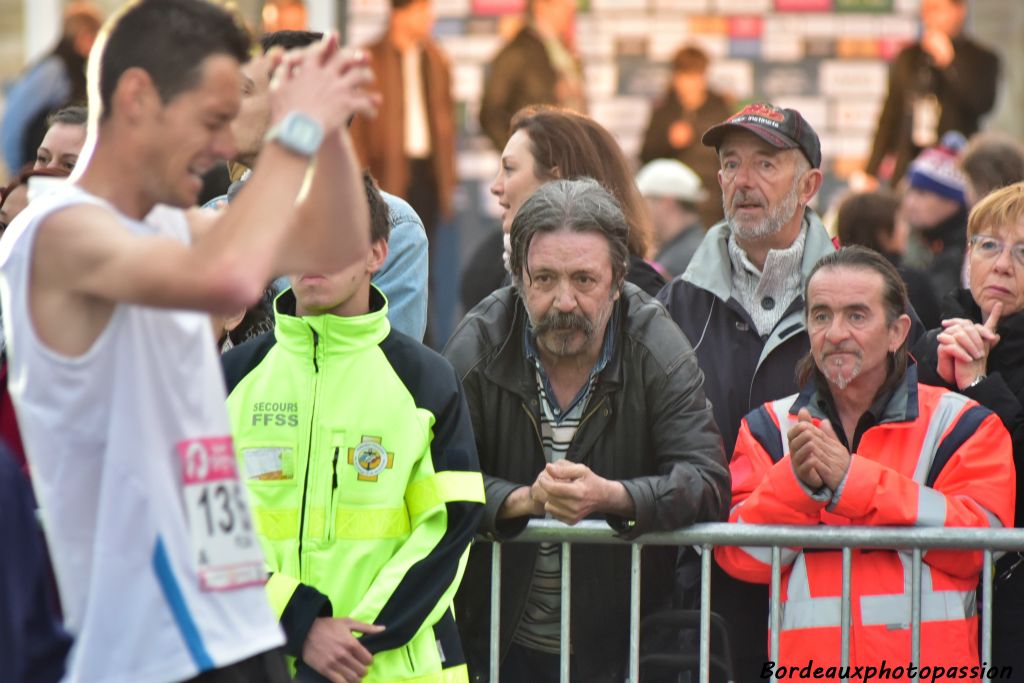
[178,436,266,591]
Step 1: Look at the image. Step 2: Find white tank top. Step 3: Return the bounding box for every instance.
[0,186,283,683]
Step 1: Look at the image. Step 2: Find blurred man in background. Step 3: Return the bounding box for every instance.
[479,0,582,151]
[640,45,732,227]
[350,0,455,242]
[864,0,998,186]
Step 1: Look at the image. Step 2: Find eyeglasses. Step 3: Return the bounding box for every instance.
[970,234,1024,268]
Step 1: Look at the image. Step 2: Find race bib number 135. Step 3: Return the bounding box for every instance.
[178,436,266,591]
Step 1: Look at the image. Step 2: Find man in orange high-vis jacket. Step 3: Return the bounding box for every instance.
[717,246,1014,678]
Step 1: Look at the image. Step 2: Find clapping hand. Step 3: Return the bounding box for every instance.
[787,408,851,492]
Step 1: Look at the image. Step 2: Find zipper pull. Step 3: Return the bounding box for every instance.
[332,447,339,491]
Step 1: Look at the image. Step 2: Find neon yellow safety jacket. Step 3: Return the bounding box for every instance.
[223,287,485,682]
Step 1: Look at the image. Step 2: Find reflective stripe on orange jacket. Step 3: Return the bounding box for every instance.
[716,369,1015,676]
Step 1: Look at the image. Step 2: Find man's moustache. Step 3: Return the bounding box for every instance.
[535,311,593,336]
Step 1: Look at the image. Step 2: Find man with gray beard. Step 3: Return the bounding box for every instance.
[444,178,729,681]
[657,102,835,682]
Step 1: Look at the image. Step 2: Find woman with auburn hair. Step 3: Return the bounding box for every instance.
[912,181,1024,676]
[490,105,665,296]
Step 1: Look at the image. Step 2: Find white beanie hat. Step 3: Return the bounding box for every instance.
[636,158,707,204]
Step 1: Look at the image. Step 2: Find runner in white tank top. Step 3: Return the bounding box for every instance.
[0,1,380,680]
[1,187,283,683]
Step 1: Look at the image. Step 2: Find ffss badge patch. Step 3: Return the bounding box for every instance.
[348,435,394,481]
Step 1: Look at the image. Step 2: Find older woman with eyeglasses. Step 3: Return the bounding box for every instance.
[912,181,1024,675]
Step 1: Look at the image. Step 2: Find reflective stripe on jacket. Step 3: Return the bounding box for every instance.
[716,368,1015,674]
[223,287,485,683]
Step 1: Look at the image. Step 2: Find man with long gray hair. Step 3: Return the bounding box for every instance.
[444,177,728,681]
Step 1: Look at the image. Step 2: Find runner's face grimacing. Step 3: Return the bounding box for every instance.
[144,54,242,208]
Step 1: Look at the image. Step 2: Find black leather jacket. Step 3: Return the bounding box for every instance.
[443,283,728,681]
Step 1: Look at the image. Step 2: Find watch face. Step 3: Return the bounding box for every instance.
[290,117,319,150]
[279,112,323,156]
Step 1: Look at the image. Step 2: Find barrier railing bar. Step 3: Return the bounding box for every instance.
[629,543,641,683]
[700,544,711,683]
[841,546,851,681]
[479,521,1024,681]
[911,548,921,681]
[769,546,780,665]
[560,542,571,683]
[501,520,1024,550]
[982,550,993,667]
[490,542,501,683]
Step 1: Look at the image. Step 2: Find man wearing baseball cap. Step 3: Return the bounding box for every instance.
[636,158,708,277]
[657,101,836,682]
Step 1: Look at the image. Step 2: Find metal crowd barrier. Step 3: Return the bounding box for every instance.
[484,520,1024,683]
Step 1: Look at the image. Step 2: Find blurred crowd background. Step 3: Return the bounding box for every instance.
[0,0,1020,346]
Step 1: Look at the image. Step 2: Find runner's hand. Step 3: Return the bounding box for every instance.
[268,33,379,135]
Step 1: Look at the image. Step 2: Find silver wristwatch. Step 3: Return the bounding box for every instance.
[264,111,324,158]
